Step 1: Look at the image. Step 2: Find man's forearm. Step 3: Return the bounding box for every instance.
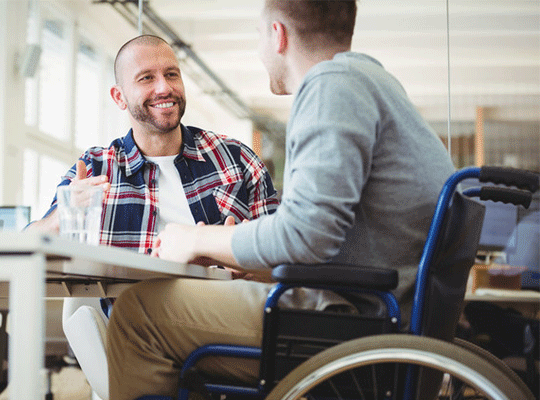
[193,224,240,269]
[156,222,242,269]
[26,209,59,234]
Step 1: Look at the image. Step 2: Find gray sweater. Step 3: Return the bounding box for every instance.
[232,53,455,304]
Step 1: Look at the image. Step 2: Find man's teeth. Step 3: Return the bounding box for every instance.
[154,102,174,109]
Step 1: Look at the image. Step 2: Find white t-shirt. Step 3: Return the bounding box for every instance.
[145,155,195,233]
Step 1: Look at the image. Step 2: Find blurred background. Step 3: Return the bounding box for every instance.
[0,0,538,219]
[0,1,538,398]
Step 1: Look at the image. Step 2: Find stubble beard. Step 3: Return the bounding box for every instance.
[130,97,186,133]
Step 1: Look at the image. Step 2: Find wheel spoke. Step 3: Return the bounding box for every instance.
[265,335,534,400]
[348,369,366,400]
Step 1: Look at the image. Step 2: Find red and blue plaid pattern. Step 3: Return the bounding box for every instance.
[44,125,278,254]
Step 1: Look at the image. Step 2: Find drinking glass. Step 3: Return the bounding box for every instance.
[57,185,103,245]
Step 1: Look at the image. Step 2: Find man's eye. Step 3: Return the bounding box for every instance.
[140,75,152,81]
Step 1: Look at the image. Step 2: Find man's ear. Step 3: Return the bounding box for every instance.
[272,21,288,54]
[110,85,127,110]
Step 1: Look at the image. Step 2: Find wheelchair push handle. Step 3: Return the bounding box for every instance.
[479,186,532,209]
[479,166,539,193]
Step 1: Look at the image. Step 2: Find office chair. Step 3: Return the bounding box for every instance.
[62,297,109,400]
[133,167,540,399]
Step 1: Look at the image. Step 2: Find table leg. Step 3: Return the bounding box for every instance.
[0,254,46,399]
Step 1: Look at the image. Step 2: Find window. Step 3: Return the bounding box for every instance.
[22,149,38,220]
[24,68,38,128]
[39,19,70,141]
[19,2,127,218]
[23,148,70,221]
[75,39,100,150]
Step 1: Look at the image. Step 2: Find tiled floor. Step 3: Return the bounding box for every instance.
[0,366,92,400]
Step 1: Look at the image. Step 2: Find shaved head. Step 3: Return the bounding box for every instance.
[110,34,186,136]
[114,35,171,85]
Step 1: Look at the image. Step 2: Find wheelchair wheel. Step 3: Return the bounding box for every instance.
[452,337,534,397]
[265,334,535,400]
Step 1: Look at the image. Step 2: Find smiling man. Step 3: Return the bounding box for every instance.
[25,35,277,400]
[28,35,278,252]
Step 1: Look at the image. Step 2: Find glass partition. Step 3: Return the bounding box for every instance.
[444,1,539,170]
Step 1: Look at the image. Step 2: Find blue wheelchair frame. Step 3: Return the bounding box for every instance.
[137,166,538,400]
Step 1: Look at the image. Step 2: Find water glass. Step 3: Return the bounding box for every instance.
[57,185,103,245]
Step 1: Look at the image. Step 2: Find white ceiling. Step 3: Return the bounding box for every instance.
[89,0,539,126]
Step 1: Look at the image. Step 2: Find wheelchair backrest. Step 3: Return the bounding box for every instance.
[418,191,485,341]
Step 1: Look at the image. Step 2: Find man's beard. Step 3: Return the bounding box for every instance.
[130,97,186,133]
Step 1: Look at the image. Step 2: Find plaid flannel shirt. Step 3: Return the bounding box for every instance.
[44,125,279,254]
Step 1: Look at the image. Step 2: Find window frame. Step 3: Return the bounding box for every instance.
[20,1,126,221]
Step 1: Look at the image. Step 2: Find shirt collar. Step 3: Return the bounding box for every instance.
[118,129,146,177]
[180,125,206,162]
[116,126,206,177]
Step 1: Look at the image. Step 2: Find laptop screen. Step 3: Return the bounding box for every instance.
[0,206,31,232]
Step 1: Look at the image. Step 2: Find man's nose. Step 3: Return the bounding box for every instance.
[154,75,173,94]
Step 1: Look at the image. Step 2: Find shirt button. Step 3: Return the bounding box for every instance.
[150,179,156,185]
[152,210,157,216]
[146,248,152,255]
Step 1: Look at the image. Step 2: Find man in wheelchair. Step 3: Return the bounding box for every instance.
[106,0,459,399]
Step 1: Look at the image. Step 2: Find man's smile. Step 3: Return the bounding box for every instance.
[152,102,175,109]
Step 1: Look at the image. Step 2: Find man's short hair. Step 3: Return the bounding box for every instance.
[264,0,357,50]
[114,35,170,84]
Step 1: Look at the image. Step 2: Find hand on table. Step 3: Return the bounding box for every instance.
[152,216,274,283]
[152,222,208,265]
[151,216,240,265]
[211,217,273,283]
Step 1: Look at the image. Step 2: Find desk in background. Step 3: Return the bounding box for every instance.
[0,231,230,400]
[463,288,539,395]
[465,288,540,319]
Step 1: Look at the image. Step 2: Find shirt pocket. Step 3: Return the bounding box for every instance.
[212,177,250,223]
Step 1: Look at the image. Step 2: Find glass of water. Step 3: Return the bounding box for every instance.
[57,185,103,245]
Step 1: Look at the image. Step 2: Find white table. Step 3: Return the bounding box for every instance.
[0,231,230,400]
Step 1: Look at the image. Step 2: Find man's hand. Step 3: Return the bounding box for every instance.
[151,223,199,264]
[26,161,110,234]
[152,216,273,283]
[152,213,238,269]
[71,160,111,195]
[232,268,274,283]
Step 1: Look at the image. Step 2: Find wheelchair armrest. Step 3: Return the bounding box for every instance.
[271,263,398,291]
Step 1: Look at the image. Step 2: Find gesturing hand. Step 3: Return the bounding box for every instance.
[70,160,111,197]
[26,160,111,234]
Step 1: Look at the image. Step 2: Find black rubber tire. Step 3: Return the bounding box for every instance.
[453,337,535,398]
[265,334,535,400]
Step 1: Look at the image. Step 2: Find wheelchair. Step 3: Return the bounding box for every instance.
[136,166,539,400]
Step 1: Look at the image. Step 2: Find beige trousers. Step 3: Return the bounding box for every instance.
[107,278,275,400]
